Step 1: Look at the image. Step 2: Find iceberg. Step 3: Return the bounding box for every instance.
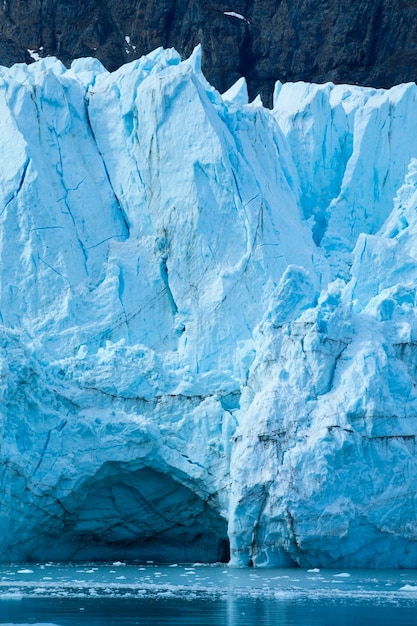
[1,46,417,567]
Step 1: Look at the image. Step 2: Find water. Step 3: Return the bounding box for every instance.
[1,564,417,625]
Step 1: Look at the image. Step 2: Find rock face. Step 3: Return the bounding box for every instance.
[2,48,417,566]
[1,0,417,106]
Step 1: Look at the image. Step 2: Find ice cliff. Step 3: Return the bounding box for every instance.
[2,47,417,567]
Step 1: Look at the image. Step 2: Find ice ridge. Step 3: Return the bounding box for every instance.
[1,47,417,567]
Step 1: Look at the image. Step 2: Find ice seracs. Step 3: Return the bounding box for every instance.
[1,47,417,567]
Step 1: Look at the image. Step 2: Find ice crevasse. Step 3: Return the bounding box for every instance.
[1,45,417,567]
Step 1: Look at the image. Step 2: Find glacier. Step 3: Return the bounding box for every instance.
[1,46,417,567]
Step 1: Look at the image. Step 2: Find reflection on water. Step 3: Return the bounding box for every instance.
[1,565,417,626]
[1,596,417,626]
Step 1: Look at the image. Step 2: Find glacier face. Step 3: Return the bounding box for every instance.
[1,48,417,567]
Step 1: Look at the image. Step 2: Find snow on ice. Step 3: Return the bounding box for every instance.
[224,11,249,23]
[0,46,417,567]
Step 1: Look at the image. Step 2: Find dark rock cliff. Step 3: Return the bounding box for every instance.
[1,0,417,106]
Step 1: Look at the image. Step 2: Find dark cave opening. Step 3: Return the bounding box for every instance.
[41,463,230,564]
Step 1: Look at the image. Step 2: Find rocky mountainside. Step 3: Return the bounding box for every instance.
[1,0,417,105]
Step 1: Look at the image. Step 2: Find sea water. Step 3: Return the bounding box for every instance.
[1,564,417,625]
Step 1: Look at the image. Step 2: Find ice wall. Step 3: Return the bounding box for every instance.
[1,48,417,566]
